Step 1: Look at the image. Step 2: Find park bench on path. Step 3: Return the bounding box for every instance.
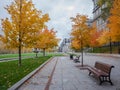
[74,55,80,63]
[86,61,114,85]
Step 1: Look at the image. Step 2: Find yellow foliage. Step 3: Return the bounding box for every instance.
[0,0,50,49]
[97,30,110,46]
[70,14,90,50]
[36,28,59,50]
[108,0,120,42]
[71,39,81,50]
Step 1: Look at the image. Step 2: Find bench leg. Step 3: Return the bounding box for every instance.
[108,77,113,85]
[89,72,91,76]
[109,81,113,85]
[99,76,113,85]
[74,59,80,63]
[99,77,103,85]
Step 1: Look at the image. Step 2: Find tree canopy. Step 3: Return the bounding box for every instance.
[0,0,50,66]
[36,28,59,56]
[70,14,90,50]
[108,0,120,42]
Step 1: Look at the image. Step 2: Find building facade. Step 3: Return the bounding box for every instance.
[59,38,72,53]
[92,0,107,31]
[86,19,93,27]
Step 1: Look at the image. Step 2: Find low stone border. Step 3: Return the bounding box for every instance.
[86,53,120,58]
[8,57,54,90]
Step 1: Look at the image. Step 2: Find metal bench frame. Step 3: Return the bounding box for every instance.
[87,61,114,85]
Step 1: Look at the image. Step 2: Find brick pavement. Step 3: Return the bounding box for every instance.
[17,55,120,90]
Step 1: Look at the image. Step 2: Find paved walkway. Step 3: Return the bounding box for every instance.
[18,55,120,90]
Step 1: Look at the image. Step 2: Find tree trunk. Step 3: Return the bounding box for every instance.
[18,44,22,66]
[81,40,84,67]
[36,52,38,58]
[81,47,83,67]
[43,48,46,56]
[18,0,22,66]
[109,38,112,54]
[34,48,38,58]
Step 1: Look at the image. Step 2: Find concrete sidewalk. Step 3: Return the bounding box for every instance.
[17,55,120,90]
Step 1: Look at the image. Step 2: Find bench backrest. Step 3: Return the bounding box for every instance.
[95,61,114,75]
[75,55,80,59]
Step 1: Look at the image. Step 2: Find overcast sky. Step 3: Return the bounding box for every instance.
[0,0,93,40]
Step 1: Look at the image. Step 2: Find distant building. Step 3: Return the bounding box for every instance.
[58,18,93,52]
[59,38,72,53]
[86,19,93,27]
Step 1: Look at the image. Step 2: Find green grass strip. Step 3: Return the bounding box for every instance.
[0,52,64,59]
[0,53,37,59]
[0,56,51,90]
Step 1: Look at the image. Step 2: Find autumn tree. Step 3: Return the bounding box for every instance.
[0,0,49,66]
[36,28,59,56]
[108,0,120,42]
[89,26,102,47]
[70,14,90,66]
[97,30,110,45]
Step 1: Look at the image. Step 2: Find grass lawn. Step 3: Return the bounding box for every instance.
[0,53,37,59]
[0,56,51,90]
[0,52,64,59]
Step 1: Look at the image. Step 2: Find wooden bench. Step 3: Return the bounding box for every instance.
[86,61,114,85]
[74,55,80,63]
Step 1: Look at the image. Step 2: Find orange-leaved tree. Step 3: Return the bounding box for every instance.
[70,14,90,66]
[108,0,120,42]
[89,26,103,47]
[97,30,110,46]
[36,28,59,56]
[0,0,49,66]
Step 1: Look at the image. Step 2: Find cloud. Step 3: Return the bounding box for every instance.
[0,0,93,40]
[66,6,75,11]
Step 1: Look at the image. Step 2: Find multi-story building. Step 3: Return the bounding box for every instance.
[92,0,107,31]
[86,19,93,27]
[92,0,120,53]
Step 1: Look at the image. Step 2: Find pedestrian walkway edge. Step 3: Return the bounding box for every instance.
[86,53,120,58]
[8,57,54,90]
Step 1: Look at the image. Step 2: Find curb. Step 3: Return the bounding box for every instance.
[87,53,120,58]
[8,57,54,90]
